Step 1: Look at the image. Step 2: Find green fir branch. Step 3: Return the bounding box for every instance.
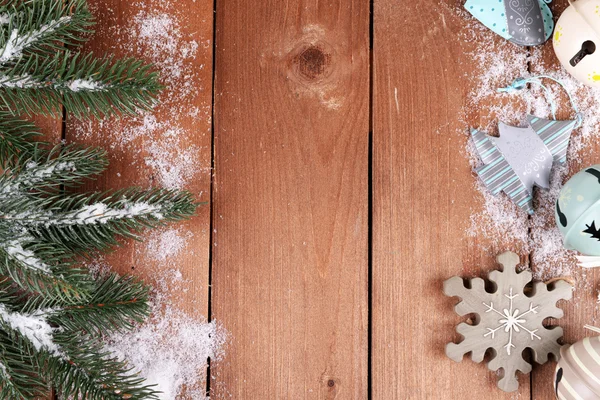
[0,111,42,167]
[0,306,159,400]
[50,335,159,400]
[0,242,93,303]
[0,51,162,118]
[0,0,199,397]
[44,273,150,337]
[0,0,93,63]
[0,328,47,399]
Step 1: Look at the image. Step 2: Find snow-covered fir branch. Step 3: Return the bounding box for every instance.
[0,74,107,92]
[0,16,72,63]
[3,236,51,274]
[0,160,77,199]
[0,304,61,355]
[0,74,41,89]
[63,202,166,224]
[1,201,166,227]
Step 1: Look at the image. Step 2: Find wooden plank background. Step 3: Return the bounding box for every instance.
[211,0,370,398]
[45,0,600,398]
[371,0,531,398]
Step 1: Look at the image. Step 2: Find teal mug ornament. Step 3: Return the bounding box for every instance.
[555,166,600,267]
[465,0,554,46]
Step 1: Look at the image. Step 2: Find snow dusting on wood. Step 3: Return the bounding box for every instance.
[72,3,210,189]
[75,3,221,399]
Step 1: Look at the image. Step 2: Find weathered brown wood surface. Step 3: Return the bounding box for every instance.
[372,0,536,398]
[45,0,600,398]
[211,0,370,398]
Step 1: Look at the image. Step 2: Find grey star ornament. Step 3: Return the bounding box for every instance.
[472,115,578,214]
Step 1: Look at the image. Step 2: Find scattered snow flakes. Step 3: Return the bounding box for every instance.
[77,5,222,399]
[106,306,226,400]
[145,127,200,189]
[144,227,193,262]
[71,4,209,190]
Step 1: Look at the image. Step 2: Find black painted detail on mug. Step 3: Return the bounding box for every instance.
[584,221,600,241]
[556,200,567,228]
[585,168,600,183]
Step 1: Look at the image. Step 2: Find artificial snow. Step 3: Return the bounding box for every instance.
[64,201,165,224]
[5,238,51,273]
[0,17,72,63]
[106,306,226,400]
[68,79,104,92]
[72,5,208,189]
[144,227,192,261]
[0,305,60,355]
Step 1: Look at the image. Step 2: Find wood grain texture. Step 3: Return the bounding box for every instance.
[63,0,214,394]
[211,0,370,398]
[529,1,600,398]
[372,1,531,398]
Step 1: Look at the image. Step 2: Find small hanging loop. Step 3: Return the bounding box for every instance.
[497,78,528,93]
[497,75,581,125]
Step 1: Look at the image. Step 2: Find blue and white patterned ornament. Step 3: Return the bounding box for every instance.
[473,115,577,214]
[465,0,554,46]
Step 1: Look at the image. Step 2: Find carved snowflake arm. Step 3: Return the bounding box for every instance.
[530,281,573,318]
[488,354,533,393]
[444,276,489,316]
[446,322,493,363]
[529,326,564,364]
[489,252,532,294]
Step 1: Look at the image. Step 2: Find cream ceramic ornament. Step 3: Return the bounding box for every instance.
[554,0,600,87]
[554,326,600,399]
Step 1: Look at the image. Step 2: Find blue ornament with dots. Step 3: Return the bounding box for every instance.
[465,0,554,46]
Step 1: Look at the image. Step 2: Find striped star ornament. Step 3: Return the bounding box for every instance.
[472,115,578,214]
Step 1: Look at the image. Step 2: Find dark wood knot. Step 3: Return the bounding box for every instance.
[293,44,332,81]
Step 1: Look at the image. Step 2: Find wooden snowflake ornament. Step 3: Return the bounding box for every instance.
[444,252,573,392]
